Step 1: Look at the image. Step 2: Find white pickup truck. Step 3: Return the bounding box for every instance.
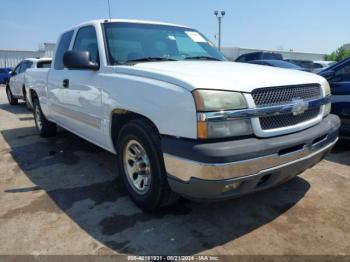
[6,58,52,109]
[25,19,340,211]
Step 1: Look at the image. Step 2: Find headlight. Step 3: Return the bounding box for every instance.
[323,81,331,96]
[193,89,247,111]
[193,90,252,139]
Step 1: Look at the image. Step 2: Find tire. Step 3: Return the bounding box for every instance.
[117,118,178,211]
[33,98,57,137]
[6,85,18,105]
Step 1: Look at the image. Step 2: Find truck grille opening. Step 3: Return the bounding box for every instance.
[251,85,322,130]
[260,108,320,130]
[252,84,321,107]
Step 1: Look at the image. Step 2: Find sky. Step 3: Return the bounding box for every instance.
[0,0,349,54]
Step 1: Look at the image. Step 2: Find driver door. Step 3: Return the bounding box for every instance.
[9,62,23,96]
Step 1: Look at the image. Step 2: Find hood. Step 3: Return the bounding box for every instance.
[116,61,327,93]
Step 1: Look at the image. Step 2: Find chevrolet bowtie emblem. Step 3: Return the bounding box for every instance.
[292,99,309,116]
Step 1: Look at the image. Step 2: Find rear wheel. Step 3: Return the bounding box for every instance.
[33,99,57,137]
[6,86,18,105]
[117,118,178,211]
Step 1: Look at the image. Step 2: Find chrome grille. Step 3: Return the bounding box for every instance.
[260,108,320,130]
[252,84,321,107]
[252,85,322,130]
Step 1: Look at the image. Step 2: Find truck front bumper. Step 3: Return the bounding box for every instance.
[162,114,340,200]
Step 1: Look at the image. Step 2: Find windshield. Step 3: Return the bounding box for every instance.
[103,22,226,65]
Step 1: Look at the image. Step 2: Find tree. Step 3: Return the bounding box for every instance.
[325,46,350,61]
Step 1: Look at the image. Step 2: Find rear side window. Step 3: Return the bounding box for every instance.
[73,26,99,63]
[54,30,74,70]
[37,61,52,68]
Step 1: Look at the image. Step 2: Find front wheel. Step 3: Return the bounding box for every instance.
[117,118,178,211]
[6,86,18,105]
[33,99,57,137]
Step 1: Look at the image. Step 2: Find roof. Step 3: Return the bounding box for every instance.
[23,57,52,62]
[63,19,191,33]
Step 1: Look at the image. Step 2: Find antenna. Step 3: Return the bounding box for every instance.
[107,0,112,21]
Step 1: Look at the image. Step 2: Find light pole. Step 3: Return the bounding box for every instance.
[214,10,226,51]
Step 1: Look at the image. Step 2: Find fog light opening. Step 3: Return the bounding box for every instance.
[256,174,272,188]
[223,182,241,193]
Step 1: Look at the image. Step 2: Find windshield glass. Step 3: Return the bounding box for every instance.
[103,22,226,65]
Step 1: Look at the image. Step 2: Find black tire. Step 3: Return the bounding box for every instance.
[117,118,178,211]
[33,98,57,137]
[6,85,18,105]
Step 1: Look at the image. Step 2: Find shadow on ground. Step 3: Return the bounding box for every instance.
[1,125,311,255]
[0,100,28,115]
[327,139,350,166]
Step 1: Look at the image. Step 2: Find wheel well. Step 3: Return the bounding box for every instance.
[30,89,38,101]
[111,109,160,148]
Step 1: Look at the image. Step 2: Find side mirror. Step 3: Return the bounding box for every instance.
[63,50,99,71]
[10,71,16,76]
[320,70,335,80]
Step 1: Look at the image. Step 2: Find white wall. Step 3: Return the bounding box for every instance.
[0,43,56,68]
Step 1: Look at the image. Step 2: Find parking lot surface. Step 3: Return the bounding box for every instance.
[0,85,349,256]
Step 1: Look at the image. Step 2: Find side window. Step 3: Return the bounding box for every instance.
[19,62,28,73]
[21,61,33,73]
[13,63,22,74]
[313,63,323,69]
[246,53,259,61]
[73,26,99,63]
[37,61,52,68]
[334,63,350,82]
[54,30,74,70]
[236,55,246,62]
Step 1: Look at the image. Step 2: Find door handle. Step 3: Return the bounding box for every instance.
[63,79,69,88]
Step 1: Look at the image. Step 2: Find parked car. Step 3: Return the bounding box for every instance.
[26,19,339,211]
[235,51,283,62]
[0,67,12,84]
[319,57,350,139]
[248,59,307,71]
[6,58,52,109]
[284,59,314,72]
[312,61,336,74]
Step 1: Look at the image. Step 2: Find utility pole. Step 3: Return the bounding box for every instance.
[107,0,112,21]
[214,11,226,51]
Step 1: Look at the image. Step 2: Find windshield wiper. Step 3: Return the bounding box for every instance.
[125,57,178,64]
[184,56,221,61]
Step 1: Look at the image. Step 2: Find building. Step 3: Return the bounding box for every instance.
[0,43,56,68]
[221,47,327,62]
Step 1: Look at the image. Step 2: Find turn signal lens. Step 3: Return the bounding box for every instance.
[324,103,331,117]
